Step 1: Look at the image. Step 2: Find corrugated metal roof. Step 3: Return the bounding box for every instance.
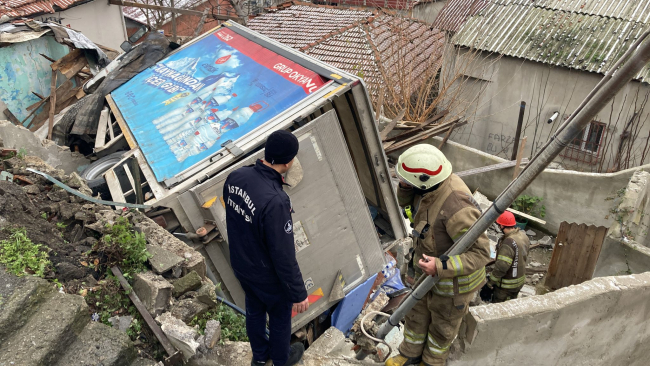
[248,3,444,93]
[454,1,650,82]
[0,0,85,17]
[493,0,650,23]
[432,0,489,32]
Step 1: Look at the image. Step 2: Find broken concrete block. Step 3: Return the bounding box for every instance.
[156,312,200,361]
[22,185,40,195]
[47,189,69,202]
[133,271,173,316]
[531,274,540,284]
[529,261,543,267]
[518,284,536,298]
[108,315,133,333]
[204,320,221,349]
[147,244,184,274]
[304,326,345,357]
[59,202,82,220]
[196,335,208,354]
[526,230,536,237]
[196,281,218,308]
[170,298,210,323]
[66,172,84,189]
[539,236,553,246]
[173,271,202,298]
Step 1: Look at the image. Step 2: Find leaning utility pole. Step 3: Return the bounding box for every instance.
[372,31,650,343]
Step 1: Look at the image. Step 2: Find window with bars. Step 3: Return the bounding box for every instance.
[560,121,607,164]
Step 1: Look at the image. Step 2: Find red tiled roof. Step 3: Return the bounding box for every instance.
[248,2,444,94]
[432,0,489,33]
[0,0,86,17]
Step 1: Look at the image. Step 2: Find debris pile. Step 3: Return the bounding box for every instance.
[379,110,466,153]
[0,152,246,362]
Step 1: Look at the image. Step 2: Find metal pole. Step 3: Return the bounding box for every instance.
[375,37,650,340]
[510,101,526,160]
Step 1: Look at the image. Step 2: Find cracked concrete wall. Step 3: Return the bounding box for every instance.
[389,137,647,234]
[449,272,650,366]
[0,120,89,175]
[595,171,650,277]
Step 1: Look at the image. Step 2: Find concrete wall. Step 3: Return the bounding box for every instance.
[388,137,649,234]
[411,0,447,24]
[449,272,650,366]
[440,47,650,173]
[595,171,650,277]
[35,2,128,50]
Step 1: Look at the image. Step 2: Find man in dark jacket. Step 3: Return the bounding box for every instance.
[224,130,309,366]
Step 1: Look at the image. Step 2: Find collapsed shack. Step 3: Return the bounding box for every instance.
[0,153,249,364]
[0,18,110,137]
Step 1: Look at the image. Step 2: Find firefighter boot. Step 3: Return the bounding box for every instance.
[385,354,422,366]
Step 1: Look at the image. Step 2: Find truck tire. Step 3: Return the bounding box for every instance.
[80,152,125,199]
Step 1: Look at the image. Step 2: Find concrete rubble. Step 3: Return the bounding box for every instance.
[156,312,201,361]
[133,272,174,316]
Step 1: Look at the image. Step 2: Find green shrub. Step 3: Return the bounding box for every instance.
[97,217,150,278]
[511,195,546,219]
[0,228,50,277]
[190,302,248,342]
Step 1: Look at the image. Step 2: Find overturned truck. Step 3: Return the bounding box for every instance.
[99,22,408,333]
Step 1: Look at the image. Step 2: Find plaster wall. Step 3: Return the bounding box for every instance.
[410,0,447,24]
[441,47,650,173]
[449,272,650,366]
[388,137,648,234]
[35,1,128,50]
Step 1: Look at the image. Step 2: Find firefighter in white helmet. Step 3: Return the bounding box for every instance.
[386,144,491,366]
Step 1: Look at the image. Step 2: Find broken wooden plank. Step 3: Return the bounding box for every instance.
[32,91,45,100]
[47,70,57,140]
[384,110,448,142]
[39,53,56,62]
[456,159,529,178]
[507,207,546,225]
[106,95,137,149]
[513,136,527,179]
[51,49,88,80]
[438,122,457,149]
[29,80,77,131]
[3,109,21,125]
[95,108,110,149]
[76,87,86,99]
[385,119,464,153]
[380,109,406,141]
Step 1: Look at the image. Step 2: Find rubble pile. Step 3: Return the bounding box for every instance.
[0,152,243,362]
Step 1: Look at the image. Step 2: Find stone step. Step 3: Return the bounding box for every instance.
[55,321,137,366]
[0,270,55,343]
[0,291,88,365]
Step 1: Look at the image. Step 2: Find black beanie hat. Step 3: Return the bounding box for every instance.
[265,130,299,164]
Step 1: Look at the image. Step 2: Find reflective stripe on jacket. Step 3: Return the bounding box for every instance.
[490,228,530,290]
[398,174,491,297]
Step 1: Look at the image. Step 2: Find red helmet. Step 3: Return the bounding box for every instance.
[496,211,516,227]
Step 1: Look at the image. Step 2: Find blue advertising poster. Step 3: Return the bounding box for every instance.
[111,27,327,182]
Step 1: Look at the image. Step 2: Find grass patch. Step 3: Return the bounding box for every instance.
[0,228,50,277]
[190,302,248,342]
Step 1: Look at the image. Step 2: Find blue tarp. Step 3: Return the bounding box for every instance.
[331,274,378,334]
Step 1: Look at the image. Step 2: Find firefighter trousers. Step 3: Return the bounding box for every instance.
[492,286,522,303]
[399,290,474,366]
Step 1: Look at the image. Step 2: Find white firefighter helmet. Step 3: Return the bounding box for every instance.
[396,144,452,189]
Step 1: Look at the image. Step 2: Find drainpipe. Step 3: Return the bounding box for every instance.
[373,34,650,341]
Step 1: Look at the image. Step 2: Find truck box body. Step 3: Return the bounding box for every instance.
[105,22,408,331]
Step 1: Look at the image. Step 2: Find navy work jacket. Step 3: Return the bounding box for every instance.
[224,160,307,303]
